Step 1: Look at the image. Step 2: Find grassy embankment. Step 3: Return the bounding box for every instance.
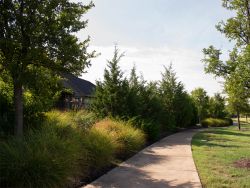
[0,110,145,188]
[192,121,250,188]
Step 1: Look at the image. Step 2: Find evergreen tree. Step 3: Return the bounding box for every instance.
[159,64,195,128]
[92,46,129,117]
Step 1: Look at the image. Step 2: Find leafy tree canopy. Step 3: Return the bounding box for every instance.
[0,0,95,136]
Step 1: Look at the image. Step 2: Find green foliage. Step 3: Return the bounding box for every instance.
[201,118,232,127]
[0,70,62,133]
[72,110,99,130]
[0,125,87,188]
[91,46,129,117]
[202,46,229,77]
[0,0,96,136]
[191,88,209,123]
[202,0,250,129]
[82,128,116,173]
[159,65,197,128]
[130,118,161,141]
[208,93,227,118]
[93,119,145,158]
[218,0,250,47]
[46,110,98,129]
[92,48,197,139]
[0,73,14,134]
[45,110,114,177]
[0,110,147,187]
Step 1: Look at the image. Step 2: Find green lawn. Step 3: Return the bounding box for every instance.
[192,123,250,188]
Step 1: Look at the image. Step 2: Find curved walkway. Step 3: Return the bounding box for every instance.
[84,129,202,188]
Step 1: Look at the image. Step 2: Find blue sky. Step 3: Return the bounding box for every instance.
[77,0,234,95]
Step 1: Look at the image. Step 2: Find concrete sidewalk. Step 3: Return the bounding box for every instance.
[84,129,202,188]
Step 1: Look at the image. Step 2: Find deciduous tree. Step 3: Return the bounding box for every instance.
[0,0,95,136]
[202,0,250,129]
[191,88,209,124]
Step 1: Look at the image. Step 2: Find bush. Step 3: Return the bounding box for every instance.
[93,119,145,158]
[224,117,233,125]
[0,125,87,188]
[45,110,75,127]
[72,110,98,130]
[0,111,146,187]
[0,76,14,135]
[82,129,116,175]
[129,118,160,141]
[46,110,98,129]
[0,110,99,188]
[201,118,233,127]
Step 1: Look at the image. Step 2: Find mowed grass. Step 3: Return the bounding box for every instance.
[192,123,250,188]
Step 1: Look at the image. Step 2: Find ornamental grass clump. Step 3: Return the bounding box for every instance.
[201,118,233,127]
[0,125,88,188]
[82,128,116,175]
[93,119,146,158]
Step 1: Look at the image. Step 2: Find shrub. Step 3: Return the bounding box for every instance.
[0,111,146,187]
[72,110,98,130]
[93,119,145,158]
[82,129,116,175]
[45,110,98,129]
[201,118,233,127]
[45,110,75,127]
[129,118,160,141]
[44,111,116,178]
[224,117,233,125]
[0,125,88,188]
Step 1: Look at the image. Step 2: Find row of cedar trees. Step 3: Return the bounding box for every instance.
[91,46,230,140]
[92,47,198,138]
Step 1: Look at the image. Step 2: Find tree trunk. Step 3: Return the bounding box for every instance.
[14,81,23,137]
[237,110,241,130]
[198,116,201,125]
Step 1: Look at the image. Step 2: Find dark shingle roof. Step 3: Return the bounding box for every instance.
[62,73,95,97]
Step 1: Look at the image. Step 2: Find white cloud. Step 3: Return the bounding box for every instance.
[82,45,223,96]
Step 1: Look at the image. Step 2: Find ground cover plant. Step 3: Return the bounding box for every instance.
[0,110,145,188]
[93,119,145,159]
[192,122,250,188]
[201,117,233,127]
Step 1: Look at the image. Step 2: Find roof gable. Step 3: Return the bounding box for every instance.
[62,73,96,97]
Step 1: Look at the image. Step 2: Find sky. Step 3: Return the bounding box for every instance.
[77,0,235,96]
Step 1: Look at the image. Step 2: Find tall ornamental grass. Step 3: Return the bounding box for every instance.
[0,111,145,187]
[93,119,146,158]
[0,125,87,188]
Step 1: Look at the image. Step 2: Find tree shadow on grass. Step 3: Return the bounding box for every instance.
[208,129,250,137]
[192,140,238,148]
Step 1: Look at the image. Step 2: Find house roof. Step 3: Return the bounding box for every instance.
[62,73,96,97]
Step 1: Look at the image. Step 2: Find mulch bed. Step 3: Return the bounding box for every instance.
[234,159,250,169]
